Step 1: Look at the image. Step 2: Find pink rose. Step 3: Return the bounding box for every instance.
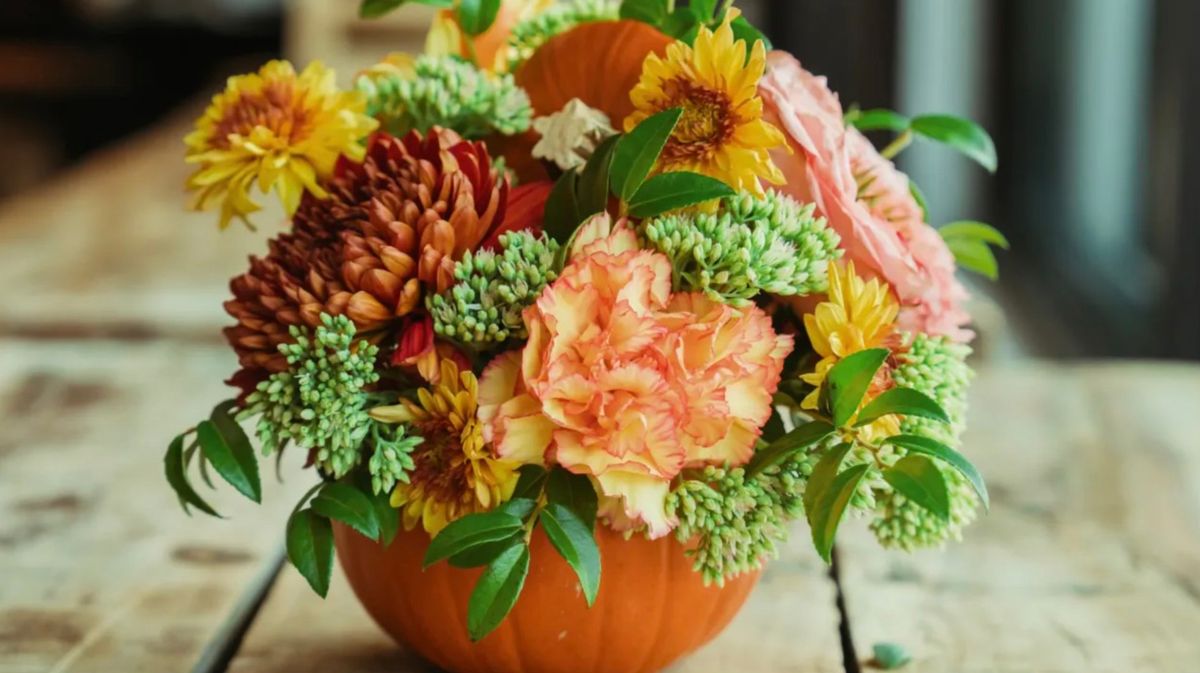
[758,51,971,341]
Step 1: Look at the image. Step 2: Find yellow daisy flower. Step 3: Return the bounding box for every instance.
[801,261,900,435]
[184,60,378,230]
[370,359,520,535]
[625,10,785,194]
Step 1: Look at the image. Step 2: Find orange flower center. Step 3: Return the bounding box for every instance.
[658,77,734,164]
[212,81,313,148]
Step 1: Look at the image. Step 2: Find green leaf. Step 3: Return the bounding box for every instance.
[661,8,699,38]
[802,441,853,513]
[729,15,772,51]
[286,508,334,597]
[823,348,890,427]
[872,642,913,669]
[164,434,220,517]
[883,455,951,521]
[423,510,525,568]
[497,497,537,521]
[545,467,598,525]
[627,171,735,218]
[808,463,871,563]
[619,0,668,25]
[610,107,682,202]
[311,482,381,541]
[855,387,950,428]
[945,237,999,280]
[909,181,929,221]
[884,434,989,510]
[847,108,910,133]
[910,114,997,173]
[373,492,399,547]
[746,420,836,478]
[577,134,619,218]
[543,169,582,243]
[458,0,502,36]
[448,533,523,568]
[510,464,548,500]
[196,416,261,504]
[689,0,717,20]
[939,220,1009,249]
[540,502,601,605]
[467,540,530,641]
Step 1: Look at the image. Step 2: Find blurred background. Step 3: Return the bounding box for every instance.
[1,0,1196,360]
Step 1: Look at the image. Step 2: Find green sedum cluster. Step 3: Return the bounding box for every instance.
[366,421,422,496]
[356,55,532,139]
[641,189,842,306]
[870,333,978,549]
[666,453,817,585]
[243,314,379,478]
[504,0,619,71]
[427,230,560,344]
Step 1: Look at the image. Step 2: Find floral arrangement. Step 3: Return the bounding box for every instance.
[166,0,1006,643]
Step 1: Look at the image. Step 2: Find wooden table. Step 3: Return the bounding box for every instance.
[3,117,1200,673]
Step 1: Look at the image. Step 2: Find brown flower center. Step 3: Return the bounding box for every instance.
[211,81,313,149]
[658,77,735,164]
[408,418,472,504]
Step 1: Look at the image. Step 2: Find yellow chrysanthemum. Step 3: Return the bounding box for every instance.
[184,60,378,230]
[370,359,520,535]
[800,261,900,436]
[625,11,785,194]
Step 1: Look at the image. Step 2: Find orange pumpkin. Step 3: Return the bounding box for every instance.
[335,522,760,673]
[515,20,674,124]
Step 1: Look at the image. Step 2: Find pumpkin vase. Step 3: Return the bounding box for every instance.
[335,523,760,673]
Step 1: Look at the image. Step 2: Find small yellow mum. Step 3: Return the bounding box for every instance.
[801,261,900,435]
[370,359,520,535]
[184,60,378,229]
[625,11,785,194]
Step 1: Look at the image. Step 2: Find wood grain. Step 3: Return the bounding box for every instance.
[836,363,1200,673]
[227,533,846,673]
[0,340,313,673]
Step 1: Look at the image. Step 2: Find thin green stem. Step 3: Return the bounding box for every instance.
[880,129,913,160]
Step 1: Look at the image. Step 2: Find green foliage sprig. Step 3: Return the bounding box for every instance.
[641,189,842,305]
[505,0,619,70]
[427,230,561,344]
[618,0,770,50]
[356,55,532,139]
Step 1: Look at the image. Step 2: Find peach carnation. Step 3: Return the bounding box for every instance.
[478,216,792,537]
[758,51,971,341]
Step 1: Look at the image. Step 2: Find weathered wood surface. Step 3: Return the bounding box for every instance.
[837,363,1200,672]
[0,340,312,673]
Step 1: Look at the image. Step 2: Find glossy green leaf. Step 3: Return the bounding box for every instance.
[287,508,334,597]
[627,171,735,218]
[809,463,871,563]
[164,434,220,517]
[729,15,772,51]
[373,492,399,547]
[939,220,1010,249]
[448,533,523,568]
[855,387,950,427]
[823,348,889,427]
[543,169,582,243]
[497,497,537,521]
[311,482,380,541]
[802,441,853,513]
[746,420,836,478]
[545,467,598,526]
[458,0,502,36]
[196,416,261,503]
[689,0,717,20]
[511,464,548,500]
[872,642,913,669]
[661,8,699,38]
[610,107,682,202]
[541,502,601,605]
[619,0,668,25]
[885,434,989,510]
[423,510,525,568]
[883,455,951,521]
[847,108,910,133]
[945,237,999,280]
[910,114,997,173]
[577,134,619,218]
[467,541,530,641]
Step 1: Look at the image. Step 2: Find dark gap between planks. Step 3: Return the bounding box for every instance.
[830,545,862,673]
[192,544,287,673]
